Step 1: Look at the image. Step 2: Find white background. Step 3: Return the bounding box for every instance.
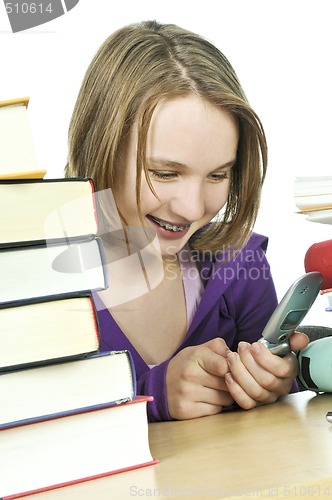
[1,0,331,300]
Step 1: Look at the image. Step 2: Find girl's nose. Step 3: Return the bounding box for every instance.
[170,182,205,223]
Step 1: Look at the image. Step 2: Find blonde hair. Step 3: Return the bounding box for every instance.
[65,20,267,253]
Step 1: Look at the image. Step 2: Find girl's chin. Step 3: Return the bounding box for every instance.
[158,238,189,257]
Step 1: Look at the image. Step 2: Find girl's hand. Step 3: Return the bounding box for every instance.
[224,332,309,409]
[166,338,234,420]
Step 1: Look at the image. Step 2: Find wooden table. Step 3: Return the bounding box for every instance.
[31,391,332,499]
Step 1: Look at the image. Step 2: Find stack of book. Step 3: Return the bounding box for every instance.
[0,98,157,499]
[294,176,332,225]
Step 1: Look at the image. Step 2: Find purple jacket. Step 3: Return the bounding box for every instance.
[95,232,281,422]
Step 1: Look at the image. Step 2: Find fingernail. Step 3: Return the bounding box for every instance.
[251,343,261,354]
[227,352,236,365]
[294,332,310,341]
[238,341,249,353]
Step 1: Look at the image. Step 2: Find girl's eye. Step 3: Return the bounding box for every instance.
[208,171,230,182]
[149,170,177,180]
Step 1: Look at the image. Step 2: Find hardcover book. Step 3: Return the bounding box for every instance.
[0,396,157,500]
[0,178,98,246]
[0,97,46,179]
[0,350,136,428]
[0,237,108,305]
[0,294,100,371]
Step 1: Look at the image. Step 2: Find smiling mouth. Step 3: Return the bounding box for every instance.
[147,215,191,232]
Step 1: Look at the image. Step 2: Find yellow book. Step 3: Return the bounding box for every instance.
[0,97,46,179]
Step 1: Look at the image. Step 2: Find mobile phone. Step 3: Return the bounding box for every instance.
[259,272,323,356]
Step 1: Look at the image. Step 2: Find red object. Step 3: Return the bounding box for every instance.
[305,239,332,291]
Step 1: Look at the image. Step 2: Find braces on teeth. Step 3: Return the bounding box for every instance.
[150,216,190,232]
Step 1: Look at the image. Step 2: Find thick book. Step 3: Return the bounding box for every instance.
[0,350,136,429]
[0,396,157,500]
[0,97,46,180]
[0,237,108,305]
[0,295,100,371]
[0,178,98,246]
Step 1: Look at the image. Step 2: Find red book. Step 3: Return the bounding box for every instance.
[0,396,158,499]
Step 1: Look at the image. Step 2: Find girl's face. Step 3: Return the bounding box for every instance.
[115,96,239,257]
